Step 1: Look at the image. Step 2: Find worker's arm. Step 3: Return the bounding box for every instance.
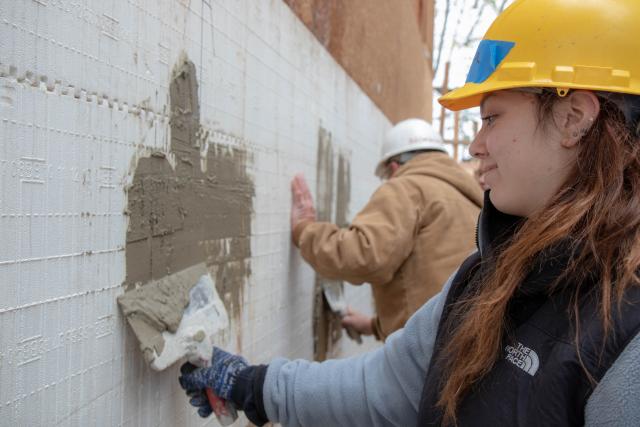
[263,275,452,426]
[293,175,422,285]
[585,330,640,425]
[178,274,453,426]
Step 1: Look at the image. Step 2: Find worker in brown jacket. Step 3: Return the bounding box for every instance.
[291,118,483,341]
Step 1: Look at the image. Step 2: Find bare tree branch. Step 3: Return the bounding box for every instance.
[433,0,451,77]
[463,2,486,46]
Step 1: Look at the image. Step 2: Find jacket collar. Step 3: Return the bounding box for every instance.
[476,191,574,298]
[477,191,523,258]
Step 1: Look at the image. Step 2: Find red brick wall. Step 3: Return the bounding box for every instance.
[284,0,434,123]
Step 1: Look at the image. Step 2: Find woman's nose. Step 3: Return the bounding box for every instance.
[469,132,487,159]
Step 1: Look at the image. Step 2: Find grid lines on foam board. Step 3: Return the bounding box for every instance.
[0,0,387,425]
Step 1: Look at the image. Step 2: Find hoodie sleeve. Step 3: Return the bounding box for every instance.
[585,330,640,426]
[261,274,453,427]
[297,177,421,285]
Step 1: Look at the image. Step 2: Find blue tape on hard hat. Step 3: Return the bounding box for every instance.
[465,40,516,84]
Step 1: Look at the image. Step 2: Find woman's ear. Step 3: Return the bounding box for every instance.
[558,90,600,147]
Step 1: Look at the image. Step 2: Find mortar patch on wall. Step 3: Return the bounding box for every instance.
[313,126,351,361]
[122,53,254,357]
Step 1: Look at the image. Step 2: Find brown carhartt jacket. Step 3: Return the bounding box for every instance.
[293,152,483,340]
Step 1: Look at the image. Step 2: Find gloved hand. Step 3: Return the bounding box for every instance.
[291,173,316,245]
[179,347,249,417]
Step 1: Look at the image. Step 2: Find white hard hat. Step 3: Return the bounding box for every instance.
[375,118,447,178]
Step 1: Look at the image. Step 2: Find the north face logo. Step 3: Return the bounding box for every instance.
[505,342,539,376]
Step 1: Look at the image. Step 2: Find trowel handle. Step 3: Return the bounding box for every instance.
[205,388,238,426]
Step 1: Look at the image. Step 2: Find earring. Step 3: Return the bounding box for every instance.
[572,131,579,138]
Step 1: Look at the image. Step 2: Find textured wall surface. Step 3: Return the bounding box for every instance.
[0,1,388,425]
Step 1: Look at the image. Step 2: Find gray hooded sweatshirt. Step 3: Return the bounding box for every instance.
[262,274,640,426]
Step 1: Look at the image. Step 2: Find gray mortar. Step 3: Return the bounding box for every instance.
[119,53,254,361]
[117,263,208,361]
[312,127,352,360]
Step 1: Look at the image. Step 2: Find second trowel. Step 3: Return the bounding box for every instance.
[322,281,363,344]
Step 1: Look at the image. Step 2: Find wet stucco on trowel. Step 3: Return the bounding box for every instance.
[118,263,210,362]
[312,127,351,361]
[120,54,254,359]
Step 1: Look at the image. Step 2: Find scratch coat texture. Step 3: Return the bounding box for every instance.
[313,127,337,360]
[122,55,254,357]
[0,1,393,424]
[312,127,353,360]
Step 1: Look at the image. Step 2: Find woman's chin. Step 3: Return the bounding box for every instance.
[488,190,523,216]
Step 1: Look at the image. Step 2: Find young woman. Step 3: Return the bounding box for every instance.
[179,0,640,425]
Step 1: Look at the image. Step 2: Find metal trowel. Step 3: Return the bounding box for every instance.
[117,263,238,425]
[322,281,363,344]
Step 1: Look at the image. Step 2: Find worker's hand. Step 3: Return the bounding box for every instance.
[291,173,316,243]
[341,307,374,336]
[178,347,248,417]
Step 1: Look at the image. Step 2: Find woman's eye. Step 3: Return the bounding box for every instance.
[481,114,497,126]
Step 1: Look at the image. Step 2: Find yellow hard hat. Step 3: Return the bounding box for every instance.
[439,0,640,111]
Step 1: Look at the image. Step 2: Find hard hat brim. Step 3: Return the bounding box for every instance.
[439,81,546,111]
[440,80,640,112]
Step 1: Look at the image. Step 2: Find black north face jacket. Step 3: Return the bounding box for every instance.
[417,195,640,426]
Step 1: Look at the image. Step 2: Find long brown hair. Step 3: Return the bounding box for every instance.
[437,91,640,424]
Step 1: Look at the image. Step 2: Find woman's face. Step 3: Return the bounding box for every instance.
[469,90,578,217]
